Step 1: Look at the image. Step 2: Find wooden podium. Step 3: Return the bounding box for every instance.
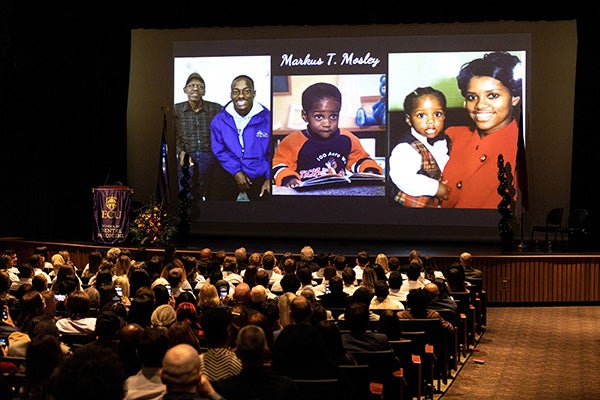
[92,186,132,244]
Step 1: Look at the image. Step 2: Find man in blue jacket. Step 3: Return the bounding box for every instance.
[209,75,271,201]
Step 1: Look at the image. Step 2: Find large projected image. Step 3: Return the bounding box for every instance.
[388,50,526,209]
[272,74,386,196]
[167,33,530,239]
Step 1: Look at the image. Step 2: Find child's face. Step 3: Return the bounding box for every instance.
[302,97,341,139]
[405,94,445,141]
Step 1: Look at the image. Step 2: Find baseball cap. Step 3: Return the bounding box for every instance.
[185,72,204,86]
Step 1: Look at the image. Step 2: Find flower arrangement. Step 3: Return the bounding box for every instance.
[129,201,177,246]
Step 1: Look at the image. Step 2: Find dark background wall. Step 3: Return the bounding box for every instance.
[1,4,595,245]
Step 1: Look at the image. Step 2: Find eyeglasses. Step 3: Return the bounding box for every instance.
[186,83,205,90]
[231,88,253,96]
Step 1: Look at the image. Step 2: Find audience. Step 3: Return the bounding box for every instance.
[0,244,488,399]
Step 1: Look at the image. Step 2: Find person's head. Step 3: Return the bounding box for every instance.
[19,290,45,319]
[375,253,389,273]
[356,250,370,267]
[0,270,11,293]
[115,254,131,276]
[255,269,270,288]
[300,245,315,262]
[246,311,274,349]
[447,265,467,292]
[247,252,262,268]
[388,270,403,290]
[345,301,369,333]
[360,266,377,291]
[333,255,347,272]
[373,279,390,301]
[167,267,185,289]
[407,261,422,281]
[222,255,238,273]
[406,288,431,318]
[234,324,268,367]
[341,266,356,286]
[234,247,247,263]
[129,267,151,298]
[65,289,91,318]
[277,292,296,327]
[183,72,205,102]
[25,333,65,387]
[296,265,313,286]
[31,273,48,292]
[95,310,126,341]
[106,247,122,263]
[50,344,126,400]
[250,284,267,304]
[280,273,301,294]
[460,252,472,268]
[151,304,177,329]
[290,294,312,323]
[200,306,232,347]
[457,51,522,135]
[388,256,401,272]
[167,320,200,350]
[197,283,220,308]
[328,275,344,294]
[424,281,440,297]
[404,86,447,141]
[352,286,374,307]
[230,75,256,116]
[160,343,202,392]
[176,301,198,324]
[301,82,342,140]
[233,282,252,304]
[261,252,276,271]
[137,326,169,368]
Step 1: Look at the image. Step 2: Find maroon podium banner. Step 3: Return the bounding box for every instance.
[92,186,132,244]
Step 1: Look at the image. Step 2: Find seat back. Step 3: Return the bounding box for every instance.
[338,364,372,400]
[293,378,340,400]
[546,207,564,227]
[346,350,403,400]
[348,349,400,381]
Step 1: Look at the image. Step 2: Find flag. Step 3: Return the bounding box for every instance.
[157,107,171,207]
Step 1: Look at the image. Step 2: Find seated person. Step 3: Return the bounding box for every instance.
[214,325,299,399]
[55,290,97,335]
[369,280,405,311]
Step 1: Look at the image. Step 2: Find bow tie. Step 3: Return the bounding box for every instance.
[427,132,446,146]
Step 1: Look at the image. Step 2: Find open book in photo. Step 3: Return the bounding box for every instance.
[293,172,385,192]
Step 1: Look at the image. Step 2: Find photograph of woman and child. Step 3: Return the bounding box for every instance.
[387,50,525,209]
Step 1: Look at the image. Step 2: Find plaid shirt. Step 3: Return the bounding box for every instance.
[174,100,222,154]
[393,140,442,208]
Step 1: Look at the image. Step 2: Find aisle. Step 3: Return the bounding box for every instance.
[440,306,600,399]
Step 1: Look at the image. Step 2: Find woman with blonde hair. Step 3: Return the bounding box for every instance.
[277,292,296,329]
[359,265,378,294]
[375,253,390,276]
[197,283,220,315]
